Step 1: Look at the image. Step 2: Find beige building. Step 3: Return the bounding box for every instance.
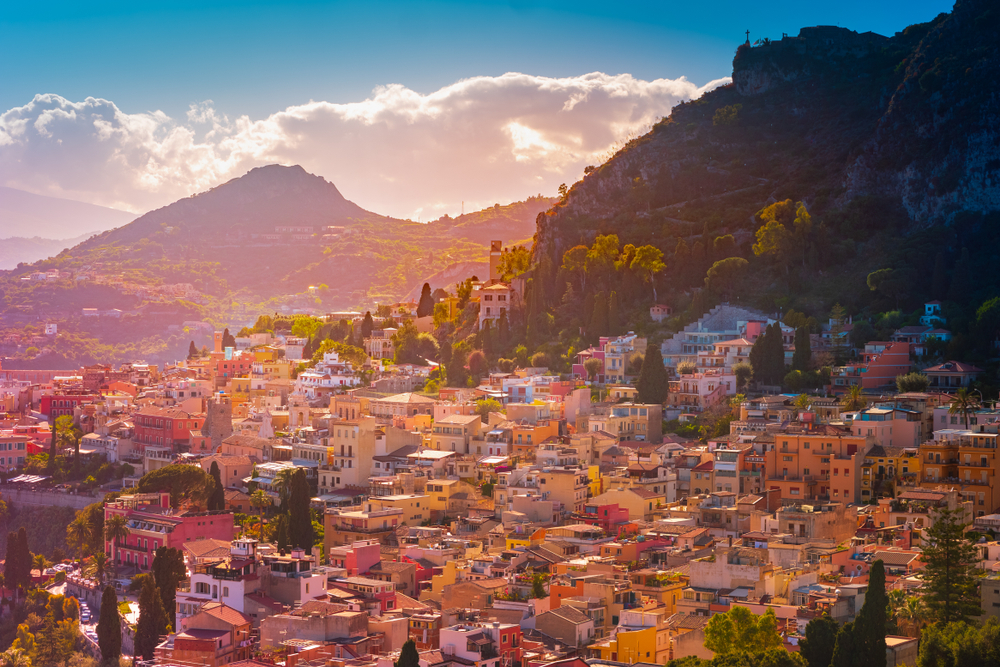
[364,328,397,360]
[430,414,484,454]
[370,392,436,418]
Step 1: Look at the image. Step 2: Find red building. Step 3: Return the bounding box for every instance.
[830,341,911,393]
[104,492,235,571]
[133,406,203,450]
[578,502,633,536]
[39,393,98,418]
[214,356,253,380]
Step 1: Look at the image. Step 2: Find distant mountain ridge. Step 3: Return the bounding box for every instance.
[0,186,135,239]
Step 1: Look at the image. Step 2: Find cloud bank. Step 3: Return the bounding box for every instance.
[0,72,729,220]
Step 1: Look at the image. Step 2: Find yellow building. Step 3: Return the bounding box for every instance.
[229,376,251,403]
[423,478,479,512]
[860,445,922,501]
[367,494,430,525]
[505,527,547,551]
[920,430,1000,515]
[591,625,658,663]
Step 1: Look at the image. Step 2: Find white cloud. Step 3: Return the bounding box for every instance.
[0,72,729,220]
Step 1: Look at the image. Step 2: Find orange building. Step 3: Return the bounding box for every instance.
[764,423,873,505]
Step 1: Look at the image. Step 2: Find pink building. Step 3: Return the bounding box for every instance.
[830,341,911,393]
[327,539,382,575]
[104,492,235,571]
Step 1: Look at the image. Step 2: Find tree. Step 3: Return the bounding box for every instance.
[792,327,811,372]
[948,388,979,430]
[854,559,887,667]
[397,639,421,667]
[841,384,866,412]
[703,606,783,656]
[275,513,290,552]
[561,245,589,291]
[584,358,603,381]
[916,618,1000,667]
[636,345,669,404]
[361,311,375,340]
[187,341,198,359]
[417,283,435,318]
[830,621,858,667]
[0,648,31,667]
[799,616,839,667]
[468,350,489,379]
[631,245,666,300]
[896,372,931,394]
[135,575,167,659]
[931,252,948,300]
[475,399,503,424]
[207,461,226,511]
[272,467,296,507]
[97,586,122,662]
[288,469,315,551]
[677,361,696,375]
[589,291,608,340]
[87,552,110,584]
[751,324,784,385]
[530,351,548,368]
[14,528,30,591]
[922,507,980,624]
[947,247,971,303]
[733,361,753,390]
[498,245,531,281]
[531,573,546,599]
[249,490,271,541]
[66,517,93,564]
[479,320,494,356]
[221,328,236,350]
[829,303,849,361]
[607,291,620,337]
[151,547,186,626]
[104,514,129,566]
[705,257,749,299]
[136,464,214,508]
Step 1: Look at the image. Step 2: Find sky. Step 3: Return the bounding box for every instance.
[0,0,953,222]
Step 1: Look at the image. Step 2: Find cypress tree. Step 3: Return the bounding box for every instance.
[361,312,375,340]
[222,328,236,350]
[607,291,620,337]
[497,310,510,351]
[749,330,767,383]
[830,621,858,667]
[275,514,290,552]
[4,532,19,596]
[187,341,198,358]
[417,283,435,318]
[799,616,839,667]
[135,575,167,659]
[854,559,887,667]
[207,461,226,511]
[590,291,608,341]
[769,324,786,384]
[151,547,186,626]
[288,469,315,550]
[397,638,420,667]
[479,320,493,356]
[931,252,948,300]
[792,326,811,372]
[636,345,669,404]
[97,585,122,662]
[16,528,30,590]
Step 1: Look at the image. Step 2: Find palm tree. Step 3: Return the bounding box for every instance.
[104,514,130,566]
[249,489,271,541]
[86,552,110,584]
[31,554,50,576]
[67,517,93,566]
[793,394,811,410]
[841,384,866,412]
[895,595,926,638]
[949,387,979,429]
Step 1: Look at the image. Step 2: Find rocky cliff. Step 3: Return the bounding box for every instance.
[533,0,1000,269]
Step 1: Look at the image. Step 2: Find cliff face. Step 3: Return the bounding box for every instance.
[533,0,1000,267]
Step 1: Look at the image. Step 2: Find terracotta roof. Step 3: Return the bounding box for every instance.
[925,361,984,374]
[872,551,920,566]
[197,602,252,626]
[183,538,232,558]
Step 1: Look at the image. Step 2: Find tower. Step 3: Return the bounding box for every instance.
[489,240,502,283]
[213,331,223,354]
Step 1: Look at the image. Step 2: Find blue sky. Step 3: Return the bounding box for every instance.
[0,0,955,219]
[1,0,952,120]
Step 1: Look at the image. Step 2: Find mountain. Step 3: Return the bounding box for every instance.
[0,164,552,366]
[0,232,99,270]
[531,0,1000,334]
[0,186,135,239]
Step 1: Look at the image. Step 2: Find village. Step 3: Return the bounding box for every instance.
[0,241,993,667]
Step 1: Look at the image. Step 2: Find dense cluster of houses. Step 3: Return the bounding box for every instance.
[0,281,996,667]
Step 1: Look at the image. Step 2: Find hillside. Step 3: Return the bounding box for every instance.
[529,0,1000,359]
[0,231,96,270]
[0,166,552,366]
[0,186,135,239]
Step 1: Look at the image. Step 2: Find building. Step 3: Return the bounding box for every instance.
[763,424,873,505]
[324,506,404,550]
[157,602,252,667]
[133,406,204,450]
[104,493,235,571]
[588,404,663,443]
[920,428,1000,515]
[365,329,398,360]
[924,361,984,389]
[829,341,911,392]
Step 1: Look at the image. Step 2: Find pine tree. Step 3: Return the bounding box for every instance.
[288,469,315,550]
[397,639,420,667]
[922,507,980,624]
[208,461,226,511]
[607,291,620,337]
[636,345,669,404]
[854,559,887,667]
[792,326,811,372]
[590,291,608,341]
[97,586,122,662]
[417,283,435,318]
[135,575,167,659]
[187,341,197,358]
